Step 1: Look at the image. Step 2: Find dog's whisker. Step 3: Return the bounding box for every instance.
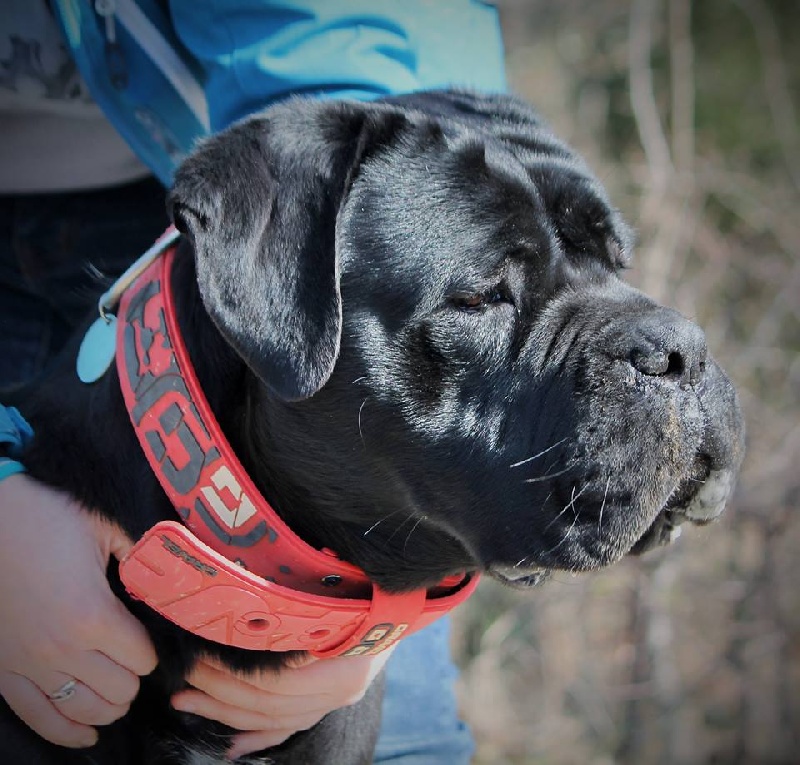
[386,512,418,543]
[543,483,588,534]
[597,477,611,537]
[403,514,427,554]
[358,398,368,443]
[535,490,558,532]
[363,509,404,537]
[543,507,582,556]
[567,483,590,518]
[510,437,569,469]
[543,499,571,533]
[523,466,571,484]
[352,376,367,385]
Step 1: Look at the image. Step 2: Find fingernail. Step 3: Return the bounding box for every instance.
[78,732,98,748]
[172,699,195,714]
[286,654,316,668]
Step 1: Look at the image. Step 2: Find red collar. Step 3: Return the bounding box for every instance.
[115,234,478,657]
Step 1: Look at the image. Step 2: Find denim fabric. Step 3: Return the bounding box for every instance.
[377,618,474,764]
[0,177,168,393]
[0,178,474,761]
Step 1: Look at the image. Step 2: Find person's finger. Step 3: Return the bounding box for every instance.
[68,652,141,706]
[0,672,97,749]
[199,654,375,699]
[34,675,129,728]
[82,515,158,678]
[284,653,317,669]
[178,663,330,717]
[87,595,158,679]
[95,516,136,563]
[11,638,141,710]
[173,688,324,733]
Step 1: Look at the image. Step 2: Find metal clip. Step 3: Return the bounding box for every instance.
[95,0,128,89]
[96,228,181,322]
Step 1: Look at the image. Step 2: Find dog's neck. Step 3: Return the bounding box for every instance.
[168,245,268,494]
[168,246,347,556]
[167,244,474,592]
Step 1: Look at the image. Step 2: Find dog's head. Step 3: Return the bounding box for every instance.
[168,92,745,592]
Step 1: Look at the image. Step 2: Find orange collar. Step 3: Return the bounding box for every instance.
[114,235,478,657]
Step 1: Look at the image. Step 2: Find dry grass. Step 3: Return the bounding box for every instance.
[451,2,800,763]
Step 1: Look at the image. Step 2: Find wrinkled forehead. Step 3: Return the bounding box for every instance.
[338,133,558,307]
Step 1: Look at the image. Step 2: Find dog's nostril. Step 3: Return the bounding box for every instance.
[665,351,685,378]
[631,349,675,377]
[625,309,708,386]
[631,349,689,380]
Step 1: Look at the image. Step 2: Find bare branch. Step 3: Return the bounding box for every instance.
[629,0,674,192]
[735,0,800,190]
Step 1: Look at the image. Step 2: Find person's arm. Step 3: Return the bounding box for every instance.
[176,649,393,759]
[0,472,157,748]
[0,469,391,756]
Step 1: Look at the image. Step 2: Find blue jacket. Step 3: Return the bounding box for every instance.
[53,0,507,186]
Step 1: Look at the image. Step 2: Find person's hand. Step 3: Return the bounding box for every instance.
[0,473,159,748]
[173,647,395,760]
[0,473,392,758]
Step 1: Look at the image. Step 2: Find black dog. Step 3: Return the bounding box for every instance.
[5,91,744,764]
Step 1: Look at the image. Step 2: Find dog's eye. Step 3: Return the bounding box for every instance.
[452,289,508,312]
[455,294,486,310]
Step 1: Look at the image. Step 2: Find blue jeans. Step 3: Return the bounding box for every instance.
[0,178,170,392]
[377,619,474,764]
[0,179,474,764]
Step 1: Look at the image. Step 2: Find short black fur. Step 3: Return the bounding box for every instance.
[5,91,744,764]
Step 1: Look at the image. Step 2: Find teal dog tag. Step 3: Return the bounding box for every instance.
[77,316,117,383]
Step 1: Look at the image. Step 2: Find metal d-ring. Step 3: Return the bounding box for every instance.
[96,227,181,322]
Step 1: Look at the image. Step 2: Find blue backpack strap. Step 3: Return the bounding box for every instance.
[0,405,34,482]
[53,0,208,186]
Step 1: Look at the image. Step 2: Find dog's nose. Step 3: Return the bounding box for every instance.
[626,309,708,387]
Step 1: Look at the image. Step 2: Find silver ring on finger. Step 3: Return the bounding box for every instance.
[47,678,78,702]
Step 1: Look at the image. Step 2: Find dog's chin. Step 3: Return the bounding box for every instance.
[487,565,552,590]
[487,453,735,586]
[628,508,686,554]
[629,456,733,556]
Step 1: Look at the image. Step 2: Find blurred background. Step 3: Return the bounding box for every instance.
[450,1,800,763]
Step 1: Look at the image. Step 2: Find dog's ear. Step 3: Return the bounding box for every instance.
[168,100,402,400]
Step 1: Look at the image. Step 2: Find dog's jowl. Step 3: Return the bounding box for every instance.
[10,91,744,764]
